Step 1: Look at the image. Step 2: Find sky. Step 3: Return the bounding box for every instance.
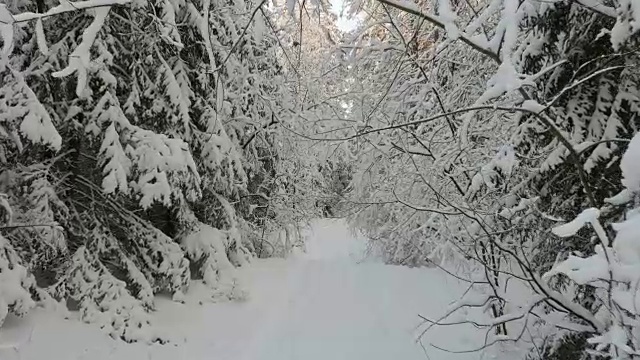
[329,0,361,32]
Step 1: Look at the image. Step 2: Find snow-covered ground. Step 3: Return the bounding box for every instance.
[1,219,490,360]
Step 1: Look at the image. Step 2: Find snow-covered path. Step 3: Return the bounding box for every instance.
[2,219,486,360]
[242,220,483,360]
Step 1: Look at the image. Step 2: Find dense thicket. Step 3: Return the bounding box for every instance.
[0,0,325,341]
[309,0,640,357]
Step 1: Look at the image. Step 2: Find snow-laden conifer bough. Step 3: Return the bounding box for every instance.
[1,0,320,345]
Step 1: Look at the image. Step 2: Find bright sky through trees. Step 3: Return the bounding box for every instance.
[329,0,360,32]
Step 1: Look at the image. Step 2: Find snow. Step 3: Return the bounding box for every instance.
[52,7,111,97]
[196,0,216,69]
[542,139,640,355]
[610,0,640,50]
[254,14,265,43]
[0,4,13,56]
[286,0,296,16]
[17,79,62,150]
[467,144,517,196]
[612,209,640,264]
[498,0,520,58]
[621,132,640,192]
[0,236,37,328]
[157,54,191,131]
[495,144,516,175]
[479,61,529,103]
[499,196,538,219]
[99,123,130,194]
[545,247,610,285]
[464,0,498,35]
[551,207,601,237]
[181,223,242,299]
[159,0,183,47]
[3,219,491,360]
[521,99,545,113]
[437,0,459,40]
[62,246,158,343]
[605,188,632,205]
[11,0,130,23]
[578,0,616,18]
[34,19,49,55]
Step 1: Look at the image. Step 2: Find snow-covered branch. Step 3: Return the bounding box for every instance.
[4,0,130,24]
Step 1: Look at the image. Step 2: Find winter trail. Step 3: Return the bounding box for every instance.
[3,219,484,360]
[240,219,484,360]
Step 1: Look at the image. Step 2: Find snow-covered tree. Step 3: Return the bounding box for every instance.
[314,0,640,356]
[0,0,322,342]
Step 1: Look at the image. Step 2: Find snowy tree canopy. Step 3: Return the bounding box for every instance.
[0,0,639,357]
[286,0,640,357]
[0,0,326,342]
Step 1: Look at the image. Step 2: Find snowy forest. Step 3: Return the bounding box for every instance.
[0,0,639,358]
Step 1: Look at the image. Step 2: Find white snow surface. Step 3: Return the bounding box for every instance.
[1,219,488,360]
[621,132,640,192]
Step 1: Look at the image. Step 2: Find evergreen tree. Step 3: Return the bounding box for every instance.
[0,0,321,342]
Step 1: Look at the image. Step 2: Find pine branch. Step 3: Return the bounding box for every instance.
[5,0,130,24]
[0,223,60,230]
[214,0,268,73]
